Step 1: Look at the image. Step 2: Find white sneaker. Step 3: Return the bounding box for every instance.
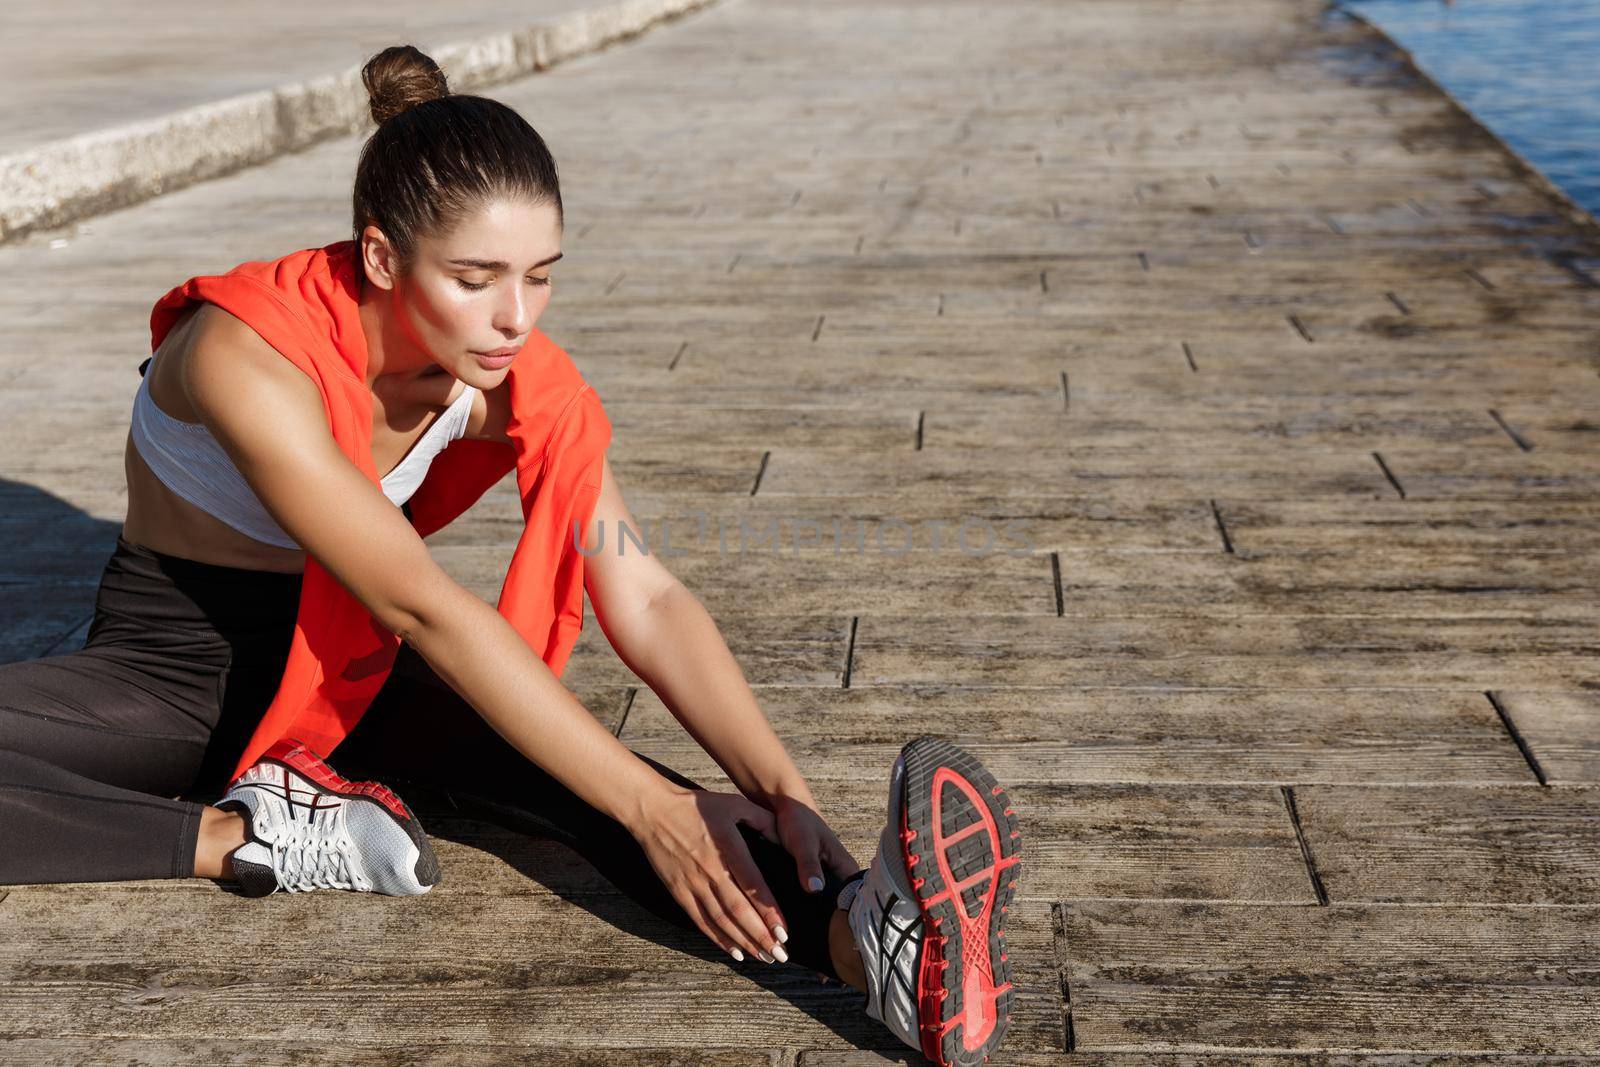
[841,736,1022,1065]
[216,738,441,897]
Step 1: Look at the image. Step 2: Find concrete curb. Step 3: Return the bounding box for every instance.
[0,0,719,246]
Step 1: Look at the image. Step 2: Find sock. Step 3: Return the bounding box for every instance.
[216,798,279,897]
[835,867,868,912]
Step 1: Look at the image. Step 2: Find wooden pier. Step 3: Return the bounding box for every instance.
[2,0,1598,1060]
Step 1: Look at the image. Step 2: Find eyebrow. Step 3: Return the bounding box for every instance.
[448,253,564,270]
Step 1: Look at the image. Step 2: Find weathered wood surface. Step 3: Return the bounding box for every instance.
[1061,901,1600,1053]
[1292,783,1600,903]
[1493,691,1600,784]
[618,686,1539,787]
[3,0,1600,1060]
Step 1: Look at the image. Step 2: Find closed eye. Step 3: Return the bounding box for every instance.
[456,277,552,292]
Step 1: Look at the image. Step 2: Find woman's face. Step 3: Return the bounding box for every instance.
[382,197,563,387]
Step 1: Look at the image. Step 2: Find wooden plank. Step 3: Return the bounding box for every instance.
[1063,901,1600,1052]
[0,583,98,661]
[1373,450,1600,501]
[0,885,1063,1056]
[756,448,1389,500]
[1496,690,1600,784]
[592,345,1599,411]
[0,892,876,1049]
[1218,499,1600,555]
[1294,784,1600,904]
[428,488,1221,554]
[0,480,126,524]
[567,614,849,686]
[542,546,1600,621]
[606,402,915,452]
[0,523,121,583]
[434,497,1598,623]
[618,685,1535,786]
[0,417,129,478]
[924,403,1600,454]
[850,615,1600,689]
[802,1053,1600,1065]
[0,1042,781,1067]
[436,543,1055,617]
[591,357,1066,413]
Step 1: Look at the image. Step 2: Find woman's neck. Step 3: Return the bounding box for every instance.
[357,277,452,404]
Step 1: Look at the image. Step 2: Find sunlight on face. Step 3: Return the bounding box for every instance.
[397,197,563,386]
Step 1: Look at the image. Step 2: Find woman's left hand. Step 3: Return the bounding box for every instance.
[768,793,863,894]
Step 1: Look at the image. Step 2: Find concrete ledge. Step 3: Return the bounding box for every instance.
[0,0,719,245]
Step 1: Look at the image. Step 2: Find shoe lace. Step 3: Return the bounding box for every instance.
[263,802,372,893]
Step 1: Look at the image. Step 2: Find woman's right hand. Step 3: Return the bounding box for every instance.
[628,785,792,963]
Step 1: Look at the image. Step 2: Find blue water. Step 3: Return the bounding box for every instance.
[1336,0,1600,220]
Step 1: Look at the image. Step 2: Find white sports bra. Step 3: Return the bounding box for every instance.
[130,352,477,550]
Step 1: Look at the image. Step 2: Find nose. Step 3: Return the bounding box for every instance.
[491,283,534,340]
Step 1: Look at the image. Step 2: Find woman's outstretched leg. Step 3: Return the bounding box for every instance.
[332,644,866,981]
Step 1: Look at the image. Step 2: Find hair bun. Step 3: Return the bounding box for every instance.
[362,45,450,125]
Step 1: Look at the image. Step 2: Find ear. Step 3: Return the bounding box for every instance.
[360,224,400,291]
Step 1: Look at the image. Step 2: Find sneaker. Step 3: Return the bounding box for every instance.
[840,736,1022,1066]
[216,738,441,897]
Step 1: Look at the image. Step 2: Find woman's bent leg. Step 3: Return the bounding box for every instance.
[333,646,856,979]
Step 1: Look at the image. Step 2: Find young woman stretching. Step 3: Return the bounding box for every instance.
[0,45,1023,1066]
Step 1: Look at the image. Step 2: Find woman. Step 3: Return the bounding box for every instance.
[0,45,1022,1066]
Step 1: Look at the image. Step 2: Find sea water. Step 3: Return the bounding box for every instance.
[1338,0,1600,220]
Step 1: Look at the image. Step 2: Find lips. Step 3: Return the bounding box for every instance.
[474,346,520,357]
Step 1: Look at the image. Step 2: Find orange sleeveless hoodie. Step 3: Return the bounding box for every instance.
[146,239,612,782]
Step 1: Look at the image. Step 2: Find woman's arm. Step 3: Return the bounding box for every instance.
[189,317,796,960]
[582,459,864,894]
[581,456,816,812]
[399,589,677,832]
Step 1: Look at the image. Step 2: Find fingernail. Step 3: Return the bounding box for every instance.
[757,950,775,963]
[774,925,788,944]
[730,948,745,961]
[772,943,789,963]
[807,876,825,892]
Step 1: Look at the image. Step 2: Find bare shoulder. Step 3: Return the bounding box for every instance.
[180,300,333,489]
[187,302,309,382]
[182,302,322,420]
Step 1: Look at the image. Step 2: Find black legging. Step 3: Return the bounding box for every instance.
[0,535,855,981]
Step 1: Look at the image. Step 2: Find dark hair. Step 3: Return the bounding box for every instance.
[351,45,563,283]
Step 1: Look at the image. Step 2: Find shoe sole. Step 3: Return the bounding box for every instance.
[900,736,1021,1066]
[239,738,442,890]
